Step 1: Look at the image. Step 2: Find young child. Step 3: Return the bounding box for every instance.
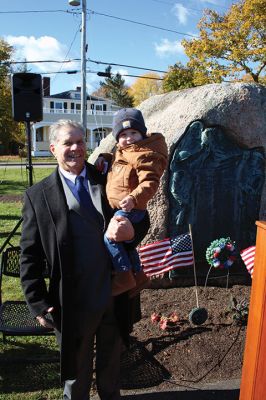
[96,108,168,297]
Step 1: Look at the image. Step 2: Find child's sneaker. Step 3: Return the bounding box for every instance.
[112,270,136,296]
[128,270,150,298]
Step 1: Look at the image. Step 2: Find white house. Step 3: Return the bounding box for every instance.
[31,77,120,156]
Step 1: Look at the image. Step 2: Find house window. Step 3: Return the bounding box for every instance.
[55,102,63,112]
[50,101,54,113]
[74,93,81,100]
[64,102,68,113]
[94,128,107,145]
[95,104,102,111]
[36,127,44,142]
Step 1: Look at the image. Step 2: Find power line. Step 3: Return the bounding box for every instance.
[43,71,78,75]
[90,70,165,80]
[50,24,81,86]
[88,9,199,38]
[0,9,75,14]
[41,70,80,75]
[88,59,167,74]
[117,73,164,80]
[1,59,80,65]
[0,8,198,38]
[1,59,167,74]
[0,71,77,76]
[1,70,165,80]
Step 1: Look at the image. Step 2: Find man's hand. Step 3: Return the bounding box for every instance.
[36,307,55,329]
[94,156,108,173]
[105,215,134,242]
[119,195,135,212]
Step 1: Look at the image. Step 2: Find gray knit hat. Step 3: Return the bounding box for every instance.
[112,108,147,141]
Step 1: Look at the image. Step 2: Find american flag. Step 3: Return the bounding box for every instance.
[138,233,193,277]
[240,246,256,278]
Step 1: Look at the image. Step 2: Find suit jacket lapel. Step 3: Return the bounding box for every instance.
[88,181,104,217]
[86,165,105,228]
[42,169,69,245]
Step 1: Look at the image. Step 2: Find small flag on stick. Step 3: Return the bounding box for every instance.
[240,246,255,278]
[138,233,193,277]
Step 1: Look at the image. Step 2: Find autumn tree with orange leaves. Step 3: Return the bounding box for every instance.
[182,0,266,84]
[128,73,163,106]
[0,38,25,154]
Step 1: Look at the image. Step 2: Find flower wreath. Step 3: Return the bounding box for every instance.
[206,237,238,269]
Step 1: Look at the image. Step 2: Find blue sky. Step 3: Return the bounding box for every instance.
[0,0,234,95]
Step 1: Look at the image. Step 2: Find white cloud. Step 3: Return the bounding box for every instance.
[154,39,184,58]
[199,0,221,5]
[172,3,190,25]
[4,35,78,73]
[86,80,98,94]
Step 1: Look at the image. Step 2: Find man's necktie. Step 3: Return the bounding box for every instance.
[75,176,103,226]
[75,176,95,212]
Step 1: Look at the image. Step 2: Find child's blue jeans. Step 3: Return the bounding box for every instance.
[104,209,146,273]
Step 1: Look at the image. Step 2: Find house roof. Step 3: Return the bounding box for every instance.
[47,90,114,103]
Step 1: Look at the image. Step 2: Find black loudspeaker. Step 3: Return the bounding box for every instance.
[12,73,43,122]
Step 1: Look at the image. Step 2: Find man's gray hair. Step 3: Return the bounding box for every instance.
[49,119,85,144]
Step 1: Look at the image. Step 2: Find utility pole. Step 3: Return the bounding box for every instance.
[69,0,87,132]
[81,0,87,133]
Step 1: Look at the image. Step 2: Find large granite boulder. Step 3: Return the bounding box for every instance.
[89,83,266,248]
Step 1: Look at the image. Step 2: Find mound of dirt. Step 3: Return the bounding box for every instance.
[128,284,250,390]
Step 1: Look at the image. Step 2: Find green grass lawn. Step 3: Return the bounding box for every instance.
[0,166,63,399]
[0,167,55,248]
[0,202,22,247]
[0,167,31,195]
[0,167,56,196]
[0,335,61,400]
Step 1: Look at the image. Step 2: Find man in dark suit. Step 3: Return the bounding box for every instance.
[20,119,149,400]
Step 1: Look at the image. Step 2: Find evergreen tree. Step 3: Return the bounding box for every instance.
[99,66,134,107]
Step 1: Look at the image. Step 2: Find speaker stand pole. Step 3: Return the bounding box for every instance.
[25,120,33,187]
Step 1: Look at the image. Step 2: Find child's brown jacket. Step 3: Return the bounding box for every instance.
[105,132,168,210]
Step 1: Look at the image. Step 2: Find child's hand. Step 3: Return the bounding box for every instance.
[119,196,135,212]
[95,156,107,172]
